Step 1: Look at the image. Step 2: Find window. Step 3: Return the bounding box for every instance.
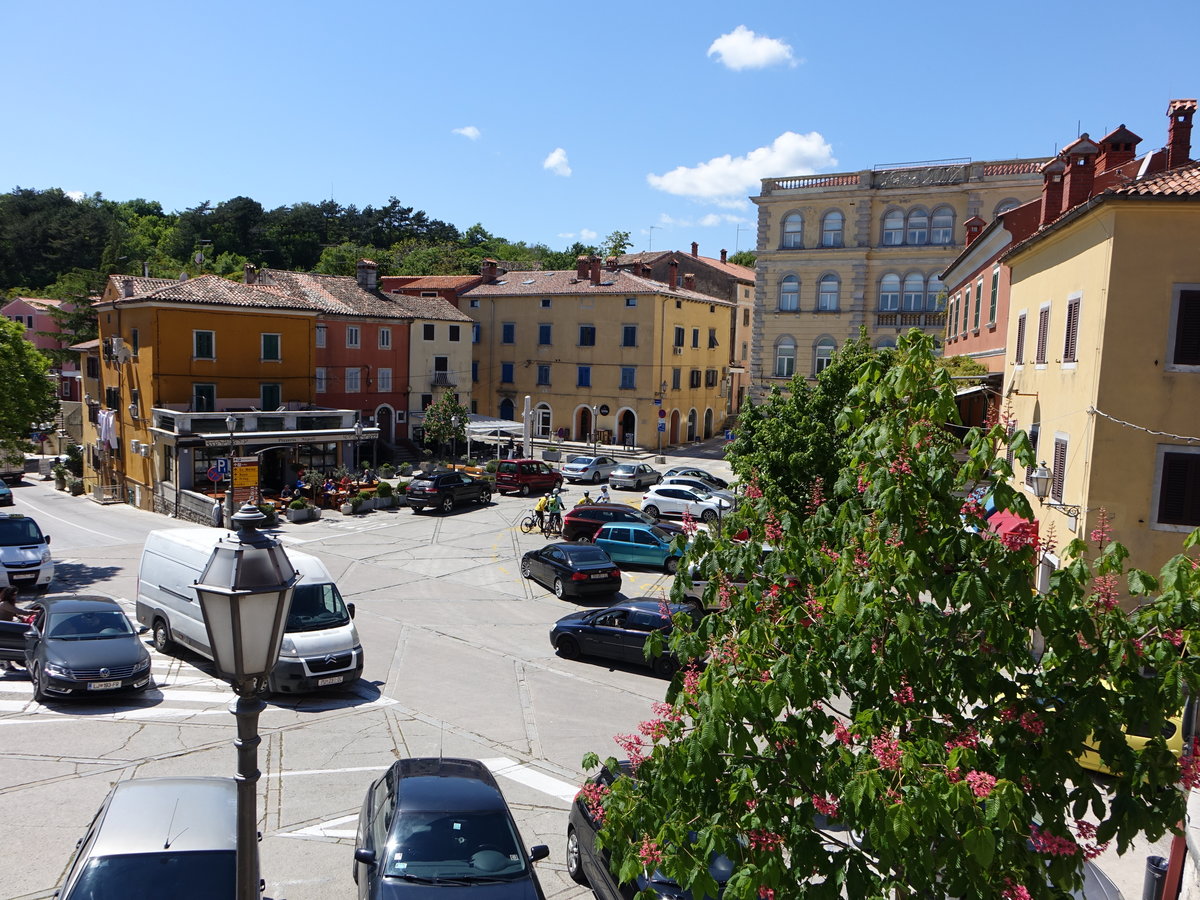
[622,325,637,347]
[377,368,392,391]
[1063,296,1081,363]
[315,368,326,393]
[903,274,925,312]
[774,338,796,378]
[988,267,1000,324]
[193,330,215,360]
[501,362,514,383]
[1156,447,1200,527]
[820,210,844,247]
[421,394,432,410]
[691,328,700,349]
[346,326,360,348]
[260,383,281,410]
[927,277,946,311]
[947,294,958,338]
[536,364,551,386]
[817,274,839,311]
[1168,287,1200,368]
[708,328,719,349]
[879,274,900,311]
[192,384,215,412]
[620,367,636,389]
[906,209,929,245]
[315,324,326,348]
[882,210,904,245]
[741,341,747,361]
[423,323,435,341]
[540,298,552,308]
[1035,306,1050,364]
[743,308,750,326]
[472,361,479,383]
[105,386,120,409]
[1051,437,1068,503]
[472,323,480,343]
[469,298,480,308]
[345,368,360,392]
[673,326,685,347]
[781,213,803,249]
[86,356,99,379]
[538,323,552,345]
[379,327,391,349]
[261,333,281,361]
[1015,313,1027,364]
[779,275,799,311]
[690,369,702,388]
[931,206,955,245]
[815,338,835,374]
[625,297,637,307]
[577,366,591,387]
[705,368,718,387]
[501,323,515,344]
[130,328,139,355]
[961,285,972,335]
[579,325,596,347]
[449,325,460,342]
[672,368,681,390]
[973,277,983,330]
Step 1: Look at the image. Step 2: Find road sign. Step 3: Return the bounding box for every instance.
[658,409,666,418]
[658,422,666,432]
[653,398,661,406]
[206,466,225,483]
[212,457,230,477]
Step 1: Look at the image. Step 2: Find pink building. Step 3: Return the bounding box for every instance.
[2,296,82,401]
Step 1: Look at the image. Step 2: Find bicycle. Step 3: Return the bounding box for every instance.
[519,510,541,534]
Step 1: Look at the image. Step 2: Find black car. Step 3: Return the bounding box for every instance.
[352,757,549,899]
[561,504,686,543]
[521,543,622,600]
[548,599,695,677]
[406,470,492,513]
[0,595,152,701]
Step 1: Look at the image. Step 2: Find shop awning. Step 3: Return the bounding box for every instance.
[987,510,1039,549]
[465,415,524,436]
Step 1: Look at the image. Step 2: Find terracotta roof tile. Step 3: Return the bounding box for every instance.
[463,268,733,305]
[1108,159,1200,197]
[385,275,482,290]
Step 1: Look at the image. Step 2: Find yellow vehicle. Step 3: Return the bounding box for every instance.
[1077,686,1193,775]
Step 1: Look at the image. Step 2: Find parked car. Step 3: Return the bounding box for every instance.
[659,476,737,505]
[548,599,696,677]
[0,481,12,506]
[57,777,238,900]
[352,757,549,899]
[609,463,661,491]
[640,486,732,524]
[0,451,23,486]
[406,470,492,513]
[593,523,687,574]
[0,595,152,701]
[495,458,564,496]
[0,513,52,591]
[1077,682,1192,775]
[560,455,620,484]
[521,542,622,600]
[662,466,729,490]
[562,504,685,543]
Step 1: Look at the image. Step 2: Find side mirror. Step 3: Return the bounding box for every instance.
[354,848,377,867]
[347,602,356,620]
[45,535,51,544]
[528,845,549,863]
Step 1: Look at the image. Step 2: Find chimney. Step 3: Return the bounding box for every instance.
[481,258,498,284]
[641,264,652,277]
[683,273,695,291]
[243,263,258,285]
[720,249,727,264]
[667,259,679,290]
[590,256,601,286]
[356,258,378,291]
[1096,124,1141,173]
[962,216,986,247]
[1060,134,1099,212]
[1038,157,1067,226]
[1167,99,1197,169]
[691,242,699,258]
[121,278,134,298]
[576,255,589,279]
[605,256,618,271]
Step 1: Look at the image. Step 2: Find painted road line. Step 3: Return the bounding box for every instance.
[278,813,359,840]
[481,756,579,804]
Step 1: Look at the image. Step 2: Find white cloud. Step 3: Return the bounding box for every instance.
[65,190,84,201]
[543,147,572,177]
[647,131,836,203]
[656,212,749,229]
[579,228,597,241]
[707,25,797,71]
[452,125,481,140]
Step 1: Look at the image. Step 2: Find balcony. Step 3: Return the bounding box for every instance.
[431,371,457,388]
[148,404,371,448]
[875,311,946,329]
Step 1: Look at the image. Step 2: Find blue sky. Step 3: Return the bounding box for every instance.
[3,0,1193,259]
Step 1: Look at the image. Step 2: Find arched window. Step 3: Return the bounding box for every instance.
[817,274,840,311]
[879,274,900,311]
[930,206,955,245]
[903,274,925,311]
[906,209,928,245]
[875,337,897,350]
[882,210,904,246]
[778,275,799,311]
[820,210,844,247]
[994,198,1021,216]
[814,338,836,375]
[781,213,803,249]
[774,338,796,378]
[926,276,946,311]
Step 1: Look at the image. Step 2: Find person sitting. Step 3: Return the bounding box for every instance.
[339,473,353,489]
[360,468,378,485]
[576,490,592,507]
[322,476,336,493]
[280,484,294,501]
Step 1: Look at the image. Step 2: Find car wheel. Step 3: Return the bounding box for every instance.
[566,825,588,885]
[521,560,533,579]
[557,635,580,659]
[519,484,531,497]
[479,489,491,504]
[553,578,566,599]
[652,654,677,678]
[644,505,660,519]
[152,619,175,654]
[664,556,679,575]
[30,663,49,702]
[701,509,718,524]
[591,471,601,484]
[441,496,455,514]
[411,505,423,514]
[574,534,592,544]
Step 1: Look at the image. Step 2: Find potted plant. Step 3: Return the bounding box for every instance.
[52,463,68,491]
[286,498,317,523]
[374,480,395,508]
[349,492,368,514]
[68,477,85,496]
[379,462,396,479]
[399,463,413,477]
[256,503,279,528]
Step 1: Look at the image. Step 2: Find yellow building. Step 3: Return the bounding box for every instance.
[1003,150,1200,595]
[464,257,733,450]
[750,158,1047,392]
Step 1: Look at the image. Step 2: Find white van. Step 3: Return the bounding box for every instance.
[137,528,363,693]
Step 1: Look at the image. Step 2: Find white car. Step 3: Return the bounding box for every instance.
[659,476,737,505]
[560,455,620,484]
[640,485,731,524]
[661,466,728,490]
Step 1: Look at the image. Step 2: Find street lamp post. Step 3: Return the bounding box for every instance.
[591,406,598,456]
[656,381,668,454]
[354,420,364,475]
[193,504,298,900]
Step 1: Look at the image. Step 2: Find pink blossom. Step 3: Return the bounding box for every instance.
[718,579,734,610]
[1090,574,1120,612]
[944,727,979,751]
[747,830,784,852]
[893,683,915,705]
[758,887,776,900]
[765,513,783,543]
[1002,880,1032,900]
[1019,711,1045,736]
[856,474,870,494]
[745,799,757,810]
[820,545,840,562]
[1090,509,1112,549]
[1029,825,1079,857]
[807,477,826,512]
[638,837,663,866]
[854,548,870,570]
[965,770,997,798]
[651,700,682,723]
[1164,629,1185,648]
[885,787,904,805]
[887,454,913,476]
[638,718,668,741]
[682,665,701,696]
[709,638,739,667]
[614,733,647,771]
[872,734,903,771]
[999,706,1018,723]
[834,721,854,746]
[960,498,983,519]
[812,794,840,817]
[801,597,825,628]
[1179,739,1200,790]
[946,767,961,783]
[680,508,699,537]
[578,782,609,823]
[744,481,763,500]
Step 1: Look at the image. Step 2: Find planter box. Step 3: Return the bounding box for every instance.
[285,507,319,523]
[542,449,561,462]
[373,495,395,509]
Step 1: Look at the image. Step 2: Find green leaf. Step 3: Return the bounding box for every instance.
[961,827,995,869]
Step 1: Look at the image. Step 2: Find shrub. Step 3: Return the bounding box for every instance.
[256,503,278,526]
[288,498,308,511]
[375,480,394,499]
[485,459,499,473]
[465,458,479,468]
[379,462,396,478]
[399,463,413,477]
[348,493,365,512]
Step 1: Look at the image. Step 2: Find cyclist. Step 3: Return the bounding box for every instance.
[547,489,564,534]
[597,484,611,503]
[575,490,592,507]
[533,493,550,532]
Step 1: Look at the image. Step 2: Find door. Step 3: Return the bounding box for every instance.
[0,620,28,662]
[586,609,630,662]
[632,529,665,567]
[594,527,631,565]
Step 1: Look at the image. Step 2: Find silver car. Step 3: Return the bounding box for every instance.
[609,463,662,491]
[560,455,620,484]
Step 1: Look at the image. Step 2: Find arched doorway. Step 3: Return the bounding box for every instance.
[375,405,394,445]
[617,409,636,448]
[703,408,713,439]
[669,410,681,445]
[534,403,552,439]
[575,406,593,442]
[687,409,698,441]
[499,398,514,421]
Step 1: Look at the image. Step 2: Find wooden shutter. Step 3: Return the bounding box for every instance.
[1174,290,1200,365]
[1063,298,1080,362]
[1015,314,1026,364]
[1158,452,1200,526]
[1051,437,1067,503]
[1036,307,1050,364]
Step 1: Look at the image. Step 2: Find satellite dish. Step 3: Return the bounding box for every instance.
[194,251,204,265]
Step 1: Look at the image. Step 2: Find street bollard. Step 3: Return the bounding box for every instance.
[1142,854,1168,900]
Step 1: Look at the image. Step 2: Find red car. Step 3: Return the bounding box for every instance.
[495,458,563,497]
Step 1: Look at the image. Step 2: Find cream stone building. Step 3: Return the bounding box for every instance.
[749,158,1048,393]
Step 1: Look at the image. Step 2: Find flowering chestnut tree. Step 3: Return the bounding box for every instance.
[587,333,1200,899]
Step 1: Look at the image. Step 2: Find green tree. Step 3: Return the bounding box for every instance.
[0,318,57,456]
[591,331,1200,899]
[421,392,470,457]
[728,250,757,268]
[938,353,990,386]
[601,230,633,259]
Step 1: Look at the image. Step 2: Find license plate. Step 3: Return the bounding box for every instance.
[317,675,344,686]
[87,680,122,691]
[11,574,35,583]
[590,573,609,580]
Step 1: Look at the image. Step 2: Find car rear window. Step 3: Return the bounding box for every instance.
[563,546,612,563]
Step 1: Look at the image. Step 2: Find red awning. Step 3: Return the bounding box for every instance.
[987,510,1039,549]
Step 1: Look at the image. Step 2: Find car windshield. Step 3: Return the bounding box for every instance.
[47,610,134,640]
[612,466,635,476]
[0,518,42,546]
[64,850,235,900]
[648,526,674,542]
[383,809,527,880]
[563,545,612,564]
[285,583,351,632]
[566,457,593,466]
